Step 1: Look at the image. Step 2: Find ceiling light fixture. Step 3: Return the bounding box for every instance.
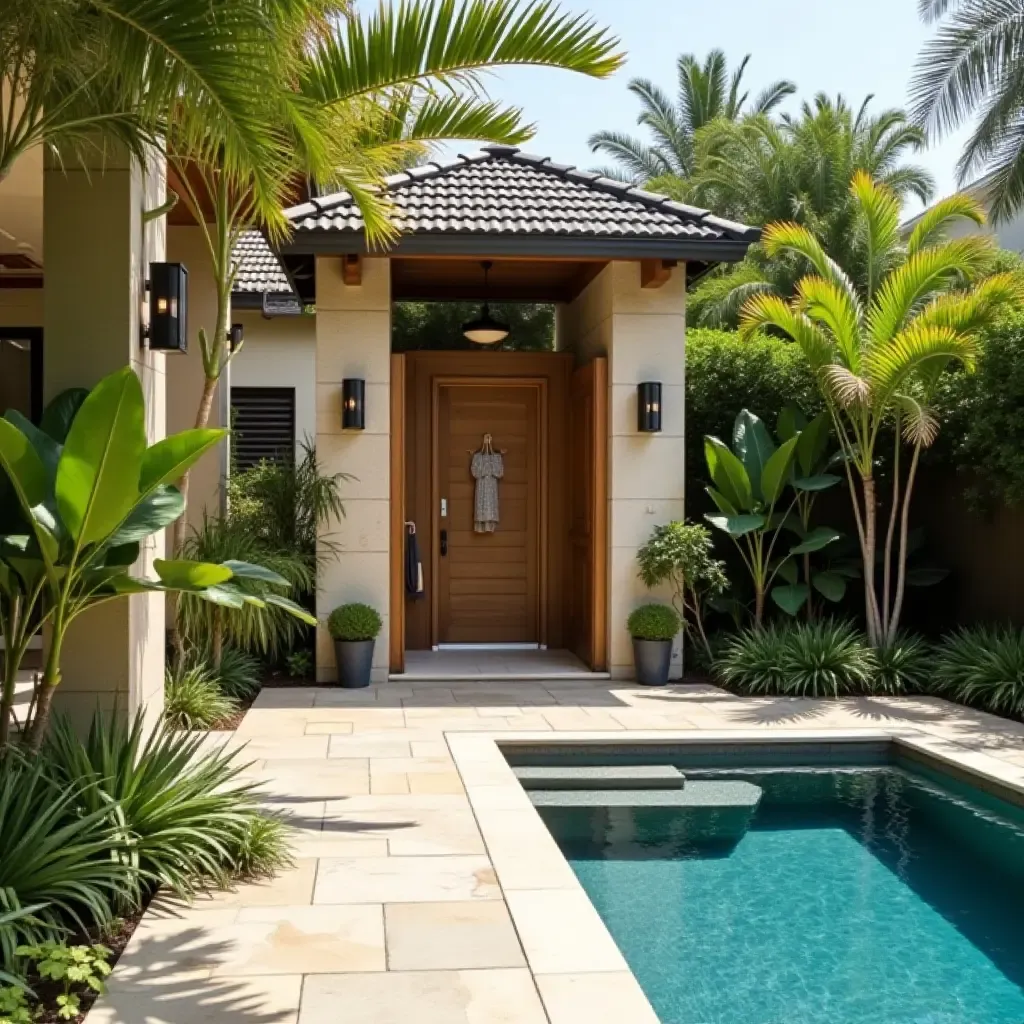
[462,261,509,346]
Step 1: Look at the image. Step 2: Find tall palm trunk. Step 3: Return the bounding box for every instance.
[888,443,923,642]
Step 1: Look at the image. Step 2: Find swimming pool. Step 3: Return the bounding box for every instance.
[534,752,1024,1024]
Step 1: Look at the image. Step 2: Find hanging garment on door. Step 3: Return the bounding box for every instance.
[471,449,504,533]
[404,523,424,598]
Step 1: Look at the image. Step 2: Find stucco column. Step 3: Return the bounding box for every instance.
[559,261,686,679]
[314,257,391,682]
[42,147,167,729]
[166,225,228,533]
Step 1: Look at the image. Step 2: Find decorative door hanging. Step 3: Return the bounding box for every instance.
[470,433,505,534]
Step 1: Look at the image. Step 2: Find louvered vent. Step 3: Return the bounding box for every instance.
[230,386,295,469]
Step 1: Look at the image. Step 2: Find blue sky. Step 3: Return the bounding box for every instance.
[438,0,974,216]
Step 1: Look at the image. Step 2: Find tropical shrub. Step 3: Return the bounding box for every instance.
[328,603,383,642]
[626,604,681,641]
[43,712,286,899]
[869,631,932,696]
[636,521,726,660]
[0,753,132,977]
[285,649,314,679]
[177,514,314,664]
[214,647,263,701]
[933,627,1024,719]
[163,663,238,732]
[0,366,313,748]
[704,409,840,624]
[716,620,875,697]
[742,174,1021,644]
[224,814,294,881]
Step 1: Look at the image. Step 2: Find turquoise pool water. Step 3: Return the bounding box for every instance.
[541,766,1024,1024]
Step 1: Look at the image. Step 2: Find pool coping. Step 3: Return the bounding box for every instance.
[446,726,1024,1023]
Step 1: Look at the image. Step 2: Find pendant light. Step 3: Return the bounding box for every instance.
[462,261,509,346]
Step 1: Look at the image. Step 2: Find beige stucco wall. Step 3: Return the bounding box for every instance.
[560,261,687,679]
[314,257,392,682]
[166,225,227,536]
[42,147,167,729]
[0,288,43,326]
[232,311,317,451]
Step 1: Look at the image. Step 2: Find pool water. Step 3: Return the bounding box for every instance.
[541,766,1024,1024]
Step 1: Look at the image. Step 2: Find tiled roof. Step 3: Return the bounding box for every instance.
[232,230,291,294]
[284,145,758,247]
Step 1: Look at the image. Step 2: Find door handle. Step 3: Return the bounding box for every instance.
[440,529,448,556]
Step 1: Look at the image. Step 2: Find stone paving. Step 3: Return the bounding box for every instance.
[87,680,1024,1024]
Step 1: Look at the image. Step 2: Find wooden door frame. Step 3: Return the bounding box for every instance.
[389,353,406,673]
[429,375,549,649]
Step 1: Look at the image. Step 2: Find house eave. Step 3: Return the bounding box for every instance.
[277,230,756,264]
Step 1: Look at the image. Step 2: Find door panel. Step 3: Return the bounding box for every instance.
[436,384,540,644]
[567,358,608,669]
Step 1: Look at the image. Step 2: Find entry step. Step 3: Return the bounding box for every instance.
[514,765,685,790]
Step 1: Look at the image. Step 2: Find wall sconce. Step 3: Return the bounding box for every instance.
[637,381,662,433]
[146,262,189,352]
[228,323,244,352]
[342,378,365,430]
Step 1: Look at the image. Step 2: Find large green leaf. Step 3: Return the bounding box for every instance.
[154,559,233,590]
[706,486,738,517]
[704,436,753,512]
[140,429,226,495]
[905,567,949,587]
[57,367,146,547]
[760,436,798,505]
[109,486,185,545]
[812,571,847,602]
[705,513,765,538]
[0,418,58,579]
[790,527,841,555]
[776,404,807,443]
[792,473,842,492]
[732,410,776,501]
[222,559,289,588]
[40,388,89,443]
[795,411,831,477]
[264,593,317,625]
[772,584,810,615]
[6,410,61,483]
[195,583,249,608]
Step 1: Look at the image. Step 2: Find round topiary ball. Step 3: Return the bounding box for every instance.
[627,603,681,641]
[328,603,383,642]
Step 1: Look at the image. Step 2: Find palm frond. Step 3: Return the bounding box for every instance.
[895,394,941,446]
[866,321,978,403]
[795,275,865,370]
[739,293,836,369]
[301,0,623,105]
[850,170,903,300]
[822,364,872,408]
[752,79,797,115]
[587,130,672,181]
[906,191,987,254]
[914,271,1024,335]
[761,221,860,296]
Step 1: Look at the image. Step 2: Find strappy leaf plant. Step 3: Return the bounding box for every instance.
[741,171,1023,643]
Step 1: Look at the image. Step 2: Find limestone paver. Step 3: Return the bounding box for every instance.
[314,855,500,904]
[298,969,547,1024]
[91,679,1024,1024]
[384,900,525,970]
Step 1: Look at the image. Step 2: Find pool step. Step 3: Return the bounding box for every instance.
[514,765,685,791]
[533,780,763,848]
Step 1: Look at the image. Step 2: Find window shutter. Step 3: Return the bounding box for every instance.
[230,386,295,469]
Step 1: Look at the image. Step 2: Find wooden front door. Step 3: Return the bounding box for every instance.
[434,381,542,645]
[567,357,608,669]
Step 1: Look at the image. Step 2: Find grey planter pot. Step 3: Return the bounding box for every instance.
[333,638,375,688]
[632,637,672,686]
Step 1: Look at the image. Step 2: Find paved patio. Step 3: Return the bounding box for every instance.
[87,680,1024,1023]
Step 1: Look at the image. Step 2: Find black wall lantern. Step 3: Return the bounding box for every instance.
[146,262,189,353]
[229,322,244,352]
[637,381,662,433]
[342,378,365,430]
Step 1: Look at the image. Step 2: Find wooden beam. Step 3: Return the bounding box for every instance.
[640,258,676,289]
[342,253,362,286]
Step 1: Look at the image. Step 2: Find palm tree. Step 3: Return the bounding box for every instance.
[686,95,935,326]
[912,0,1024,222]
[588,49,794,183]
[739,172,1021,643]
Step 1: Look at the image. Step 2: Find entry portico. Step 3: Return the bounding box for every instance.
[272,145,758,681]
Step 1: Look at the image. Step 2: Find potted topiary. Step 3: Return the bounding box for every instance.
[328,603,383,688]
[627,603,681,686]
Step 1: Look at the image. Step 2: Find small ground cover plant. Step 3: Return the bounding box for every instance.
[16,942,112,1021]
